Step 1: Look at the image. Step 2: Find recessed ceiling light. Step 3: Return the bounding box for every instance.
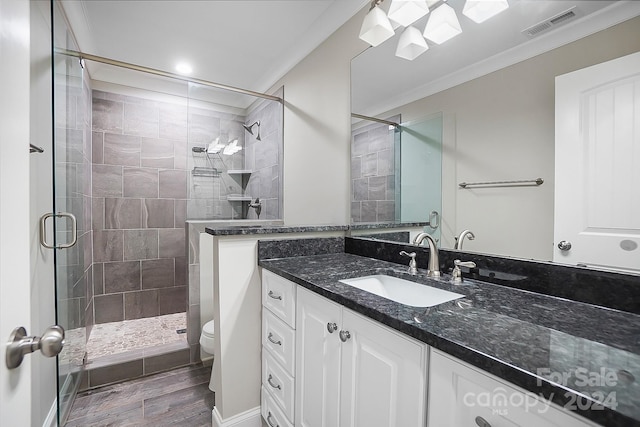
[175,62,193,75]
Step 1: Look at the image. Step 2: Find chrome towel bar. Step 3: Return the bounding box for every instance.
[459,178,544,189]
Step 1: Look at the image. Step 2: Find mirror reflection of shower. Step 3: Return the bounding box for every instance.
[243,120,261,141]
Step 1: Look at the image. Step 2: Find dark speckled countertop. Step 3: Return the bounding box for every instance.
[258,253,640,427]
[205,222,428,236]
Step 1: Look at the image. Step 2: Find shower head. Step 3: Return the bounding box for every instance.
[243,121,261,141]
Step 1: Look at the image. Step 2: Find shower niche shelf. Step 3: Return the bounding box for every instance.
[227,169,253,175]
[227,195,253,202]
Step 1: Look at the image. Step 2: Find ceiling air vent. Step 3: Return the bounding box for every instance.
[522,7,578,38]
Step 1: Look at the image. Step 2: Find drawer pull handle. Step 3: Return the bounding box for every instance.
[267,374,282,390]
[266,411,279,427]
[475,416,492,427]
[267,332,282,346]
[339,330,351,342]
[327,322,338,333]
[268,290,282,300]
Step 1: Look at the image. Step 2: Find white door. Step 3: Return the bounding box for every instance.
[555,51,640,273]
[339,310,427,427]
[1,0,34,425]
[295,287,342,427]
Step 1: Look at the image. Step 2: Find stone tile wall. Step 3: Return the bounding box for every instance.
[351,117,398,223]
[244,89,284,220]
[91,90,189,324]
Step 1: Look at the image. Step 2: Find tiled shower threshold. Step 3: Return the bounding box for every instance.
[80,313,192,390]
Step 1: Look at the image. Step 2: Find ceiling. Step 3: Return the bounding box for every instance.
[352,0,640,117]
[60,0,640,113]
[60,0,369,105]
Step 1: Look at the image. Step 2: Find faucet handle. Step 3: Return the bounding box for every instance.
[399,251,418,275]
[454,259,476,269]
[452,259,476,284]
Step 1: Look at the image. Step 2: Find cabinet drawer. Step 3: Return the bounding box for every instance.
[262,350,295,422]
[428,349,597,427]
[263,309,295,375]
[262,386,294,427]
[263,270,296,328]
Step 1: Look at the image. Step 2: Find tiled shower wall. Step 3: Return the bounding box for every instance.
[90,88,265,325]
[244,89,283,220]
[351,117,398,223]
[186,106,246,220]
[91,90,190,324]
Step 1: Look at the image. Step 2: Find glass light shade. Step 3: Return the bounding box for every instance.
[388,0,429,27]
[395,26,429,61]
[462,0,509,23]
[423,3,462,45]
[359,5,395,47]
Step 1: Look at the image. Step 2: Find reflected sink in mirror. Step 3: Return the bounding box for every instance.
[339,274,464,308]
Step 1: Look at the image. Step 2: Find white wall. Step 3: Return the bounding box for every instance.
[269,8,368,226]
[372,16,640,261]
[30,2,58,425]
[0,0,33,425]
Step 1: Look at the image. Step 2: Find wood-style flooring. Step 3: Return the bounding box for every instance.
[65,363,215,427]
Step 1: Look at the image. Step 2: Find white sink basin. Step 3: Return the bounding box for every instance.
[339,274,464,308]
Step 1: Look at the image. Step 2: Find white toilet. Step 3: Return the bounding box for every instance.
[199,320,216,391]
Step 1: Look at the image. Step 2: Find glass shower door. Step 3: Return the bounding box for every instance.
[399,113,443,242]
[52,2,91,423]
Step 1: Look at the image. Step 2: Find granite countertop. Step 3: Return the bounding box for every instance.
[205,222,428,236]
[258,253,640,427]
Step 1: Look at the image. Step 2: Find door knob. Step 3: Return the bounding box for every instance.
[6,325,65,369]
[339,330,351,342]
[557,240,572,251]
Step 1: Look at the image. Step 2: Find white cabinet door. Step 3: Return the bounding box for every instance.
[295,287,342,427]
[339,310,428,427]
[554,51,640,273]
[428,349,597,427]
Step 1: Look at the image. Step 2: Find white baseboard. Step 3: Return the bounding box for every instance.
[43,398,57,427]
[212,406,261,427]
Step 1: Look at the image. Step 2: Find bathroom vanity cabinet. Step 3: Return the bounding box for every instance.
[261,268,601,427]
[428,349,597,427]
[262,270,428,427]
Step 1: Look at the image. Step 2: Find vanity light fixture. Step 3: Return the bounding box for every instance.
[388,0,430,27]
[462,0,509,23]
[359,1,395,47]
[395,26,429,60]
[423,1,462,44]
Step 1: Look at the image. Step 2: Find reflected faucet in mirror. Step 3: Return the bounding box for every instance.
[412,232,440,278]
[454,229,475,250]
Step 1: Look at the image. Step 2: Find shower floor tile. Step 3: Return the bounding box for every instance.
[87,313,187,361]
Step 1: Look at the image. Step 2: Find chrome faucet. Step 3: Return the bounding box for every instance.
[412,232,440,277]
[454,229,475,250]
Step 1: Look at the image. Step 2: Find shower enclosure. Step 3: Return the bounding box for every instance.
[52,2,284,423]
[350,113,442,241]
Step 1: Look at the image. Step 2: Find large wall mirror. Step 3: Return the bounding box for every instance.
[351,0,640,274]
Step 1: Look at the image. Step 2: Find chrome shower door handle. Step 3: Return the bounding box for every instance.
[427,210,440,230]
[39,212,77,249]
[6,325,65,369]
